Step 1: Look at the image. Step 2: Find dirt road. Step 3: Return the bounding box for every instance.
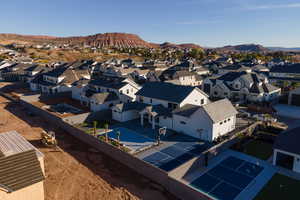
[0,95,174,200]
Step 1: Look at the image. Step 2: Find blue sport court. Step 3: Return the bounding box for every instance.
[102,127,155,153]
[190,156,264,200]
[142,142,212,171]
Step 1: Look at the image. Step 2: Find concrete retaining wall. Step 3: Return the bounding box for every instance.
[19,98,212,200]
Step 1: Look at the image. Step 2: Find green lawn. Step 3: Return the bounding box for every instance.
[243,140,273,160]
[255,174,300,200]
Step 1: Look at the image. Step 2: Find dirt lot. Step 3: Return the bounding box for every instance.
[0,95,174,200]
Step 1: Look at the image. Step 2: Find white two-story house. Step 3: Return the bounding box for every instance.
[30,63,90,94]
[112,82,237,141]
[203,71,281,102]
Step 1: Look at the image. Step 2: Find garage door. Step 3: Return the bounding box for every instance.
[291,94,300,106]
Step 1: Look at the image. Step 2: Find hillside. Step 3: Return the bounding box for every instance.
[267,47,300,52]
[159,42,202,49]
[215,44,269,53]
[0,33,154,48]
[0,33,203,49]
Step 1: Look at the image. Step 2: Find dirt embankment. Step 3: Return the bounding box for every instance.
[0,95,175,200]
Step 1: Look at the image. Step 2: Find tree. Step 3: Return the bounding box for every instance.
[104,123,109,142]
[189,48,204,60]
[93,121,98,137]
[116,131,121,148]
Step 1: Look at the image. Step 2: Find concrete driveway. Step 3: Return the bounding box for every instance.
[274,104,300,120]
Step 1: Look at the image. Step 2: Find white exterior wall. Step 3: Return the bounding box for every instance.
[273,149,300,173]
[58,85,72,93]
[0,182,44,200]
[172,109,213,140]
[180,89,209,107]
[136,96,171,108]
[90,100,119,112]
[112,109,139,122]
[212,115,236,141]
[71,86,83,101]
[30,83,38,91]
[119,84,139,102]
[158,116,173,129]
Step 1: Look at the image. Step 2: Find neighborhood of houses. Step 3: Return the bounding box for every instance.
[1,52,300,200]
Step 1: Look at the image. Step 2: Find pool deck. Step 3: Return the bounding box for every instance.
[112,119,212,170]
[184,150,277,200]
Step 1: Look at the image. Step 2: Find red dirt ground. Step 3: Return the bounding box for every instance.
[0,94,175,200]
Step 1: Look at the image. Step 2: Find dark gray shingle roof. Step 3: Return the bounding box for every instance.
[173,104,199,117]
[91,92,119,103]
[135,82,197,103]
[274,126,300,155]
[202,99,237,123]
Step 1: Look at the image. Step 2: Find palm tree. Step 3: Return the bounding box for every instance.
[93,121,98,137]
[116,131,121,148]
[104,123,109,142]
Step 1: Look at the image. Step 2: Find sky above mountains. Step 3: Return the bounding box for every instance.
[1,0,300,47]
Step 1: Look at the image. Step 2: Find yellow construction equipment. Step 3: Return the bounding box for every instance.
[41,131,57,147]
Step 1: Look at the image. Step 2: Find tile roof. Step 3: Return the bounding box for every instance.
[0,150,44,192]
[0,131,43,158]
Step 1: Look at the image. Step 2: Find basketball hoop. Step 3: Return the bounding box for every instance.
[159,127,167,136]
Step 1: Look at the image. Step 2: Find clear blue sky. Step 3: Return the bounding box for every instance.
[1,0,300,47]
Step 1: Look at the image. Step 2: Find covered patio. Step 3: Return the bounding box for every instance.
[139,105,171,129]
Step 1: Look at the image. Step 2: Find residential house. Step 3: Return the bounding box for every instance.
[269,63,300,83]
[88,77,140,103]
[30,62,91,94]
[203,71,281,102]
[215,57,234,65]
[112,82,237,141]
[147,68,203,86]
[273,127,300,173]
[0,63,40,82]
[172,99,237,141]
[217,64,251,75]
[0,131,45,200]
[288,87,300,106]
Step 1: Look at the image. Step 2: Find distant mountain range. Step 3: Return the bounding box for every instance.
[214,44,269,53]
[267,47,300,52]
[0,32,299,52]
[0,33,202,49]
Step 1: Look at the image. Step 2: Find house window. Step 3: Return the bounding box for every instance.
[220,122,223,125]
[228,118,231,121]
[127,89,129,94]
[201,99,204,104]
[214,91,218,96]
[120,90,123,94]
[180,121,186,125]
[150,99,153,103]
[224,92,228,96]
[140,97,144,103]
